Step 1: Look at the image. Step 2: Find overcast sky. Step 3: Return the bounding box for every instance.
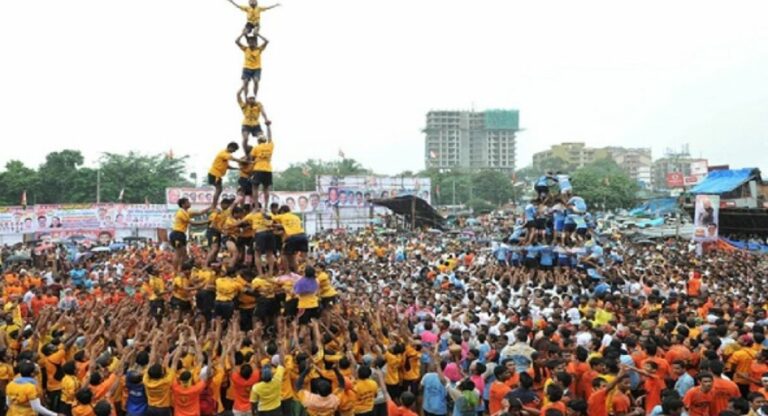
[1,0,767,179]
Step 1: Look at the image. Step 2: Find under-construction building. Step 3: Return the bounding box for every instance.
[424,109,519,173]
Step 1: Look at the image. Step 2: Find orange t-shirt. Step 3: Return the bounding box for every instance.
[172,380,206,416]
[710,377,740,416]
[683,387,713,416]
[540,401,566,416]
[489,381,512,415]
[230,371,260,412]
[587,388,608,416]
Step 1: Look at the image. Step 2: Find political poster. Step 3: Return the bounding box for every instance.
[165,188,323,213]
[317,176,432,206]
[0,204,172,235]
[693,194,719,241]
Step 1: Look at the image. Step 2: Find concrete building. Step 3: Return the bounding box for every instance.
[424,109,519,173]
[605,147,653,188]
[532,143,652,185]
[532,142,609,170]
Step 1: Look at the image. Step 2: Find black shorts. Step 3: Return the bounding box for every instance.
[214,301,235,321]
[284,298,299,317]
[534,185,549,195]
[196,289,215,320]
[237,237,254,251]
[169,231,187,248]
[242,124,263,136]
[245,22,260,31]
[298,307,320,325]
[255,231,276,253]
[251,171,273,188]
[320,296,337,309]
[283,234,309,255]
[535,218,547,230]
[238,177,253,196]
[206,228,222,246]
[273,235,283,253]
[256,298,279,318]
[170,297,192,312]
[149,299,165,318]
[564,223,577,233]
[207,173,222,186]
[242,68,262,81]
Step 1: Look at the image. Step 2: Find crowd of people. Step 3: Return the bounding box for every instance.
[2,3,768,416]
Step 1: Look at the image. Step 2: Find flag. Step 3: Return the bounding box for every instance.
[118,188,125,202]
[21,191,27,209]
[338,149,345,159]
[429,150,438,160]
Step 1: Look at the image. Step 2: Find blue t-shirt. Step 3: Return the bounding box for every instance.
[557,175,572,193]
[524,204,536,221]
[422,373,448,415]
[125,379,148,415]
[568,196,587,213]
[539,246,554,267]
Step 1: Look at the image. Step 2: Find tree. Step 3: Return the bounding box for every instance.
[273,158,370,192]
[471,170,514,206]
[534,156,576,174]
[571,159,638,210]
[99,152,193,203]
[0,161,38,205]
[35,150,92,203]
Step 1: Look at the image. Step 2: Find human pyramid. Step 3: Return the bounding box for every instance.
[168,0,311,279]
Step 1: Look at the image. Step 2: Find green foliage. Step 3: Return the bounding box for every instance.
[571,159,638,209]
[418,168,514,208]
[99,152,192,203]
[534,156,575,173]
[273,158,371,192]
[0,161,38,206]
[0,150,192,205]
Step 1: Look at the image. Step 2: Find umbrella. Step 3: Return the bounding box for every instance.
[5,255,32,263]
[91,247,111,253]
[74,252,95,264]
[109,242,127,251]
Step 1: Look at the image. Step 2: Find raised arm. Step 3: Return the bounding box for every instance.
[259,102,270,124]
[235,33,246,49]
[237,88,245,107]
[257,34,270,51]
[226,0,241,9]
[262,3,281,11]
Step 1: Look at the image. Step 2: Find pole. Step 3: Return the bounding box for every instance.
[411,196,416,230]
[96,169,101,204]
[452,179,456,206]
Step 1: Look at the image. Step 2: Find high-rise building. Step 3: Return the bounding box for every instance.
[532,142,609,170]
[424,109,519,173]
[532,142,652,185]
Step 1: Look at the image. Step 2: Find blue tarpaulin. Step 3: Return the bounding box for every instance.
[629,198,678,217]
[722,238,768,254]
[690,168,759,194]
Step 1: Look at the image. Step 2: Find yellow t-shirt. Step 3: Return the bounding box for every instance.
[274,213,304,237]
[252,277,277,299]
[383,351,402,385]
[353,379,378,414]
[61,374,81,405]
[209,210,227,231]
[297,291,319,310]
[208,150,232,178]
[239,5,266,24]
[236,277,257,310]
[6,379,38,416]
[250,366,284,411]
[251,142,274,173]
[172,209,191,233]
[193,268,217,289]
[241,102,262,126]
[317,272,337,299]
[143,369,175,408]
[243,46,262,70]
[147,275,165,301]
[172,275,191,302]
[239,161,254,178]
[215,278,244,302]
[247,212,271,234]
